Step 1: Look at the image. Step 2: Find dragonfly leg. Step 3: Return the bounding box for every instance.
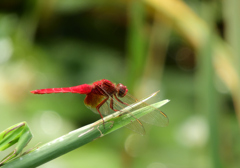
[96,97,109,128]
[110,98,118,112]
[113,94,129,106]
[110,95,129,112]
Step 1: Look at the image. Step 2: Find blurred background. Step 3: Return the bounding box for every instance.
[0,0,239,168]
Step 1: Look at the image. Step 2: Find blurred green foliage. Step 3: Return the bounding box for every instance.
[0,0,239,168]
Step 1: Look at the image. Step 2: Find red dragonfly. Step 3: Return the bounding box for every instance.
[31,79,168,134]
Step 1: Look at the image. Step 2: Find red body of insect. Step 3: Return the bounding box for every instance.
[31,79,128,121]
[31,79,168,134]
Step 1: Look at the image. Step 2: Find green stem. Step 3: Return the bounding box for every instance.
[196,30,222,168]
[126,0,147,90]
[223,0,240,126]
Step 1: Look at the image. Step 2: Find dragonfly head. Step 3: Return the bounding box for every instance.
[116,83,128,97]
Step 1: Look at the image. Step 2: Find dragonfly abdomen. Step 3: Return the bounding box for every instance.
[31,84,92,94]
[31,87,73,94]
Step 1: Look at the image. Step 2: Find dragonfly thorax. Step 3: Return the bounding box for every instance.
[91,80,116,97]
[91,80,128,98]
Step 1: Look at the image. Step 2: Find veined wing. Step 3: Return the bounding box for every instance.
[99,87,152,135]
[106,97,146,135]
[117,92,169,127]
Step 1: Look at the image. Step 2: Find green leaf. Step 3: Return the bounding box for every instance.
[2,95,169,168]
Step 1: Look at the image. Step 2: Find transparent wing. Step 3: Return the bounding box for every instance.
[109,97,146,135]
[124,120,146,135]
[100,100,110,115]
[139,110,168,127]
[118,93,169,127]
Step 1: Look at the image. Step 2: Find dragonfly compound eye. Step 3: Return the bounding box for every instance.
[117,83,128,97]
